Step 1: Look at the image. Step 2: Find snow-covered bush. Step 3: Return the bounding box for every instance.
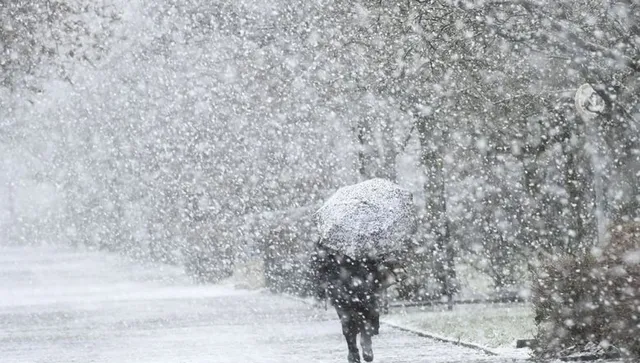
[263,226,315,297]
[183,223,234,283]
[532,222,640,359]
[226,258,265,290]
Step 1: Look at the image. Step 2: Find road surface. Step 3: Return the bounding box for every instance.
[0,245,520,363]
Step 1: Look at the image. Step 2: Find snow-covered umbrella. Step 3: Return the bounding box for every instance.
[315,178,417,257]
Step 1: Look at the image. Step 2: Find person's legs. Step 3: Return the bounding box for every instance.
[359,297,380,362]
[365,307,380,336]
[360,332,373,362]
[360,316,378,362]
[336,306,361,363]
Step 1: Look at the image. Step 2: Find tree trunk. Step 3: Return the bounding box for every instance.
[379,119,399,182]
[563,144,592,253]
[416,117,456,307]
[356,117,374,181]
[380,134,398,182]
[7,181,16,228]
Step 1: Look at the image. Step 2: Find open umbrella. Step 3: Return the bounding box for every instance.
[316,178,417,257]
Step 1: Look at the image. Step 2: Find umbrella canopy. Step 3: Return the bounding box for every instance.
[316,178,417,257]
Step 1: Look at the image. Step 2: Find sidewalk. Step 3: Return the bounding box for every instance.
[2,245,522,363]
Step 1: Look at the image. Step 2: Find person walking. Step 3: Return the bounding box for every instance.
[313,178,416,362]
[311,242,390,363]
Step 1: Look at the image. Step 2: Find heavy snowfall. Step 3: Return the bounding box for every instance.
[1,0,639,362]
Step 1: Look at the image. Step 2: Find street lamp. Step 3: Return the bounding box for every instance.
[575,83,606,246]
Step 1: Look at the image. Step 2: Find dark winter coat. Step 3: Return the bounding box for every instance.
[310,243,392,335]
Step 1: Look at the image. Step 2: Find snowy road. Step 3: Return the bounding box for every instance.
[1,246,519,363]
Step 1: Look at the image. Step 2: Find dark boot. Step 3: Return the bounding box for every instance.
[348,351,361,363]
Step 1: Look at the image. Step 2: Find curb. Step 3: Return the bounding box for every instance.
[277,292,500,357]
[379,320,499,356]
[276,292,325,309]
[387,296,527,309]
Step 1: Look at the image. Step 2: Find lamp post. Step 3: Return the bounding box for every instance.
[575,83,607,246]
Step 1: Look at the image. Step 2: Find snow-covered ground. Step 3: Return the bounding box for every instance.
[1,245,524,363]
[383,303,534,354]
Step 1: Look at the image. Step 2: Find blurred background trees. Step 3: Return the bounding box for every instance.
[1,0,638,305]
